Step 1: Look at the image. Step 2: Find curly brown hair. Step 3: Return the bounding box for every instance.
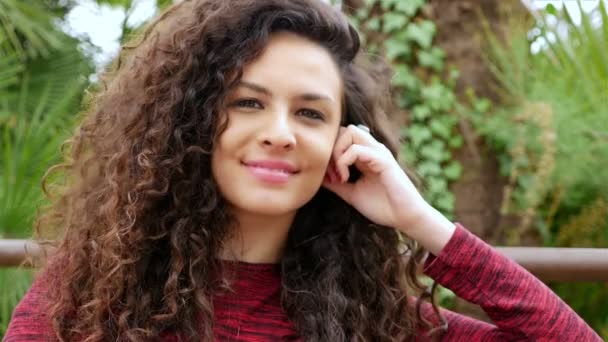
[35,0,444,340]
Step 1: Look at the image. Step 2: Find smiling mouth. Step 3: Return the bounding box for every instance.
[242,160,299,173]
[247,165,293,174]
[241,160,299,184]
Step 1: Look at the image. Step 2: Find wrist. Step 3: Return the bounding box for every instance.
[396,203,456,255]
[394,200,435,234]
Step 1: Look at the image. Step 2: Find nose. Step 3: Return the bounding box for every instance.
[259,109,296,151]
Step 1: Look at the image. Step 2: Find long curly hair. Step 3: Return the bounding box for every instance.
[35,0,444,340]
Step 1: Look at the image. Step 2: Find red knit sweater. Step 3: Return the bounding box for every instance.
[4,223,601,341]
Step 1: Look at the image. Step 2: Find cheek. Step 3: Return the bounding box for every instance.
[210,149,225,189]
[303,133,336,171]
[210,131,237,185]
[211,144,241,209]
[212,120,245,163]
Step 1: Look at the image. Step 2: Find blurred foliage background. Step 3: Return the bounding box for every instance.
[1,0,606,338]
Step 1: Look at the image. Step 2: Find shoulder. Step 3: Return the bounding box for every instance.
[4,259,62,341]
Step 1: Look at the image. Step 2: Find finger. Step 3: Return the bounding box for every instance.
[324,159,339,183]
[332,124,378,163]
[322,175,355,202]
[335,144,375,182]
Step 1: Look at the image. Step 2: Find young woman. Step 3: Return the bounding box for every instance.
[5,0,600,341]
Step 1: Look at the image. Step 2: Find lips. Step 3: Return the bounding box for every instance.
[242,159,299,184]
[242,160,299,174]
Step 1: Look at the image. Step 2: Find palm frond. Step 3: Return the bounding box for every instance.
[0,0,65,59]
[0,53,22,92]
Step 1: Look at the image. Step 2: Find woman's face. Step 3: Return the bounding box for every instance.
[212,32,343,217]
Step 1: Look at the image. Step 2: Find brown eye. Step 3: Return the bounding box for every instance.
[233,98,263,109]
[297,108,325,121]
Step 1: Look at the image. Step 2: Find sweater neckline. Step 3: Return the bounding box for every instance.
[219,258,281,275]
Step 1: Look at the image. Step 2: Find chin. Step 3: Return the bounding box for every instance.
[240,197,302,216]
[230,186,318,217]
[249,206,295,217]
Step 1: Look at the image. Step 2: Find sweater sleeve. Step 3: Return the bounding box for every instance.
[420,222,601,341]
[4,267,57,342]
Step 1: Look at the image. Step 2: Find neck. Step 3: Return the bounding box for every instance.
[220,209,296,264]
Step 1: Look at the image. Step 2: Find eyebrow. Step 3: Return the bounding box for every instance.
[237,80,336,104]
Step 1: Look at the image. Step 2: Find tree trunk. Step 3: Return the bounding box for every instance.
[428,0,531,241]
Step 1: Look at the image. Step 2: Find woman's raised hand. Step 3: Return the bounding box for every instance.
[322,124,455,254]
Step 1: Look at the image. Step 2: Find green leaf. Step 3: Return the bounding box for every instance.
[380,0,399,11]
[417,46,445,71]
[0,0,65,59]
[365,17,381,31]
[395,0,425,16]
[417,161,442,177]
[448,135,464,149]
[427,177,448,195]
[545,3,558,16]
[421,80,455,111]
[382,12,408,33]
[385,37,411,61]
[156,0,173,10]
[434,192,455,213]
[404,124,432,147]
[420,140,446,164]
[473,97,492,113]
[443,161,463,181]
[0,54,23,92]
[412,105,431,120]
[400,145,417,164]
[429,118,452,139]
[391,65,419,90]
[405,21,436,49]
[355,7,370,21]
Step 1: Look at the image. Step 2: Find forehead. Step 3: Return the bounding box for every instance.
[239,32,343,100]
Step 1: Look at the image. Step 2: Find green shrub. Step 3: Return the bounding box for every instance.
[468,1,608,335]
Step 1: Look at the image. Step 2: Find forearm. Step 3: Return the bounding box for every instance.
[395,203,455,255]
[422,224,601,341]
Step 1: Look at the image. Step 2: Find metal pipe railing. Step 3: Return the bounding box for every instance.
[0,239,46,267]
[495,246,608,282]
[1,239,607,282]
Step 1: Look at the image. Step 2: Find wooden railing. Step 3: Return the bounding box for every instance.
[1,239,608,282]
